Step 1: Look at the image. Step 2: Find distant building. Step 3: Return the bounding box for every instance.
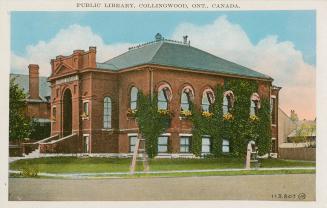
[10,65,51,139]
[287,119,316,144]
[278,108,297,148]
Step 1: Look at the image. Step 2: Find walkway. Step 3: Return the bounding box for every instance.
[9,167,315,179]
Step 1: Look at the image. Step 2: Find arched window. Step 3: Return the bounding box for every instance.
[103,97,112,129]
[250,93,260,116]
[223,91,234,115]
[201,89,215,112]
[130,87,138,110]
[181,86,194,111]
[158,84,172,110]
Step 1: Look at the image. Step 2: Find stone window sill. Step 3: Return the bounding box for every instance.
[102,128,113,132]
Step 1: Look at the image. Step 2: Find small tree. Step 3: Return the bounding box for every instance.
[9,78,32,141]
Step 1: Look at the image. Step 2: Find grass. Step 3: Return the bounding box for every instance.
[130,169,316,178]
[9,169,315,179]
[9,156,316,174]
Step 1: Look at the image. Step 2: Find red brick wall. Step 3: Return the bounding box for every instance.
[26,102,50,119]
[47,47,273,154]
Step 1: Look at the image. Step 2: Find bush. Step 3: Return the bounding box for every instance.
[20,166,39,177]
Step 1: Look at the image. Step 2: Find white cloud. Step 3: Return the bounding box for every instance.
[11,18,315,119]
[11,24,131,76]
[172,16,315,120]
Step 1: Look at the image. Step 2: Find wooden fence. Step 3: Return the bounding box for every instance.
[279,147,315,161]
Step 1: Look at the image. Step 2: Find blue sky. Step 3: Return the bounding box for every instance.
[10,11,316,119]
[11,11,315,65]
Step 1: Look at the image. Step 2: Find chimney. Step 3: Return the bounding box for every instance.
[183,35,188,44]
[28,64,39,99]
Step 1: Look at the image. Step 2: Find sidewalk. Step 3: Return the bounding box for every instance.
[9,166,315,179]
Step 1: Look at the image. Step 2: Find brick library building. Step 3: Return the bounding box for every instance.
[16,34,281,156]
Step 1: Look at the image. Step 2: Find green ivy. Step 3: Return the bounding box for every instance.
[135,78,272,159]
[255,98,272,155]
[191,79,272,157]
[190,85,224,157]
[135,91,171,158]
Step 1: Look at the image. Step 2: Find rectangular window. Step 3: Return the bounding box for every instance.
[271,97,277,125]
[201,137,211,153]
[83,135,89,153]
[83,102,89,115]
[52,107,56,122]
[129,136,138,153]
[158,136,169,153]
[103,97,112,129]
[180,136,191,153]
[222,139,230,153]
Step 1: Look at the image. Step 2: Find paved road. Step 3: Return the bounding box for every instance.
[9,174,315,201]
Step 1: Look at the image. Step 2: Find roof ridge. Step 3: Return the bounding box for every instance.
[103,41,163,64]
[148,41,164,63]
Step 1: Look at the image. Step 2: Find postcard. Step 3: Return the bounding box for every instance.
[1,0,327,208]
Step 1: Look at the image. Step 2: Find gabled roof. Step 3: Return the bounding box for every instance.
[97,40,272,80]
[10,74,51,102]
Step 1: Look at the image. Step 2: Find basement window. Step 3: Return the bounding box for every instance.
[180,136,191,153]
[158,136,169,153]
[222,139,230,153]
[129,136,138,153]
[201,136,211,154]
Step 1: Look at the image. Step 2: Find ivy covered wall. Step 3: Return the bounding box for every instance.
[135,78,272,158]
[191,79,272,157]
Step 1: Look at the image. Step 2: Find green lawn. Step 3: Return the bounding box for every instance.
[9,157,316,174]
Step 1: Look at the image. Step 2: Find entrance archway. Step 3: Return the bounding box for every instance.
[63,89,72,136]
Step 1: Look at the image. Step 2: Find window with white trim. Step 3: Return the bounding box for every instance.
[201,137,211,153]
[130,87,138,110]
[181,87,193,111]
[181,91,190,111]
[180,136,191,153]
[103,97,112,128]
[222,139,230,153]
[201,89,214,112]
[250,93,260,116]
[158,88,169,110]
[129,136,138,153]
[223,91,234,115]
[158,136,169,153]
[83,102,89,116]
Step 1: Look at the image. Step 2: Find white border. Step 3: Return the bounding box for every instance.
[1,1,326,208]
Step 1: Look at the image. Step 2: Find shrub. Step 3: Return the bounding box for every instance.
[20,166,39,177]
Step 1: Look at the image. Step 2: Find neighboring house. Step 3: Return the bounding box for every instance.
[21,34,281,156]
[278,108,297,148]
[10,65,51,140]
[278,111,316,161]
[287,119,316,145]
